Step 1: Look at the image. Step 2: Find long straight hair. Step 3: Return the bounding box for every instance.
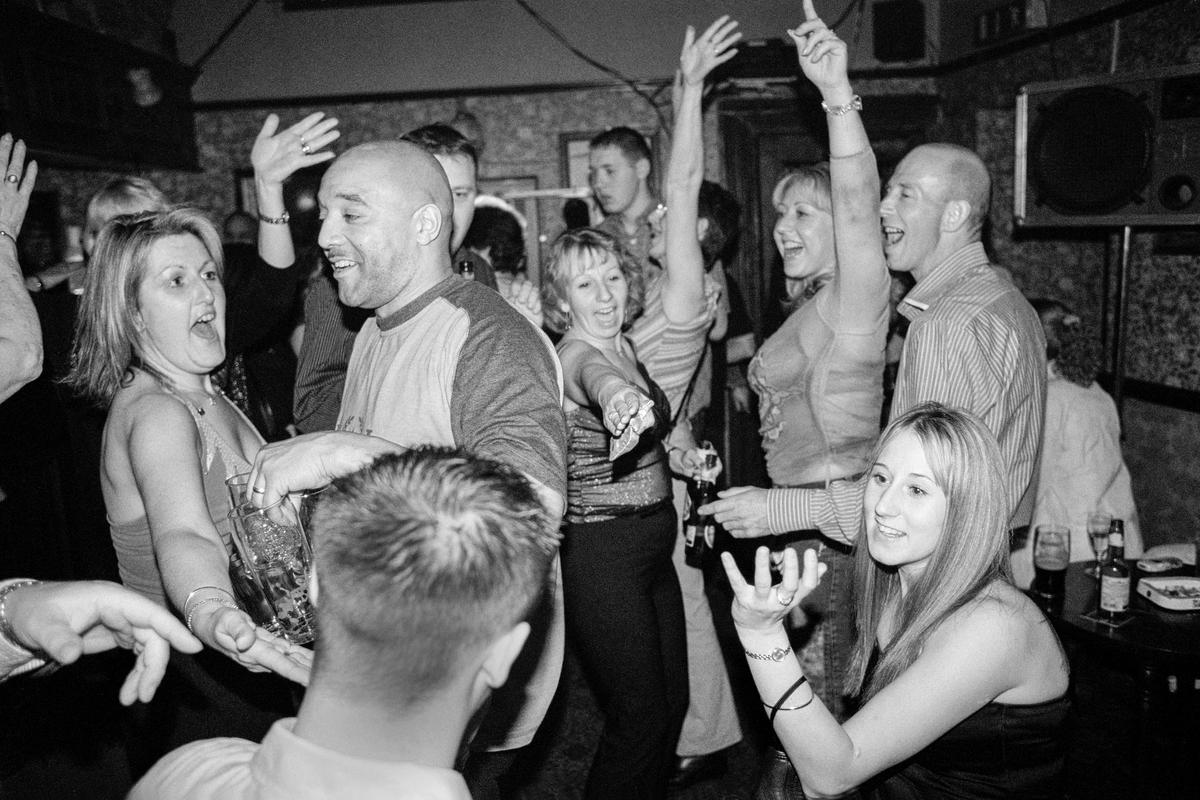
[65,208,224,405]
[845,403,1012,701]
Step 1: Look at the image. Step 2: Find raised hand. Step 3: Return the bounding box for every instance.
[251,112,340,187]
[789,0,850,95]
[0,133,37,238]
[679,15,742,88]
[721,546,826,632]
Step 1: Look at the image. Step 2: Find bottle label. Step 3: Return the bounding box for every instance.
[1100,576,1130,613]
[684,524,699,548]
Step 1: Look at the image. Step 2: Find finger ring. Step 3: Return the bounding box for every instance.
[251,485,265,494]
[4,174,17,183]
[300,142,311,155]
[777,590,795,606]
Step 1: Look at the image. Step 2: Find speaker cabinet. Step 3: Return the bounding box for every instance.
[1015,65,1200,227]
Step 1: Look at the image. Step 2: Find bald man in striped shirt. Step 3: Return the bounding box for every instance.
[704,143,1045,546]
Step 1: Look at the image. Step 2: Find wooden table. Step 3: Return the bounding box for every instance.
[1033,562,1200,794]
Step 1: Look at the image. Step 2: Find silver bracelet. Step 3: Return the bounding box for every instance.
[0,579,42,651]
[183,585,235,617]
[257,210,290,225]
[185,597,240,634]
[744,644,792,662]
[821,95,863,116]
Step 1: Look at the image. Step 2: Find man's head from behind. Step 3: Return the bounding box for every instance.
[589,127,653,217]
[308,447,560,712]
[880,143,991,281]
[317,141,452,316]
[402,123,479,253]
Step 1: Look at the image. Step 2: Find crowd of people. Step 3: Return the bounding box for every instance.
[1,1,1150,797]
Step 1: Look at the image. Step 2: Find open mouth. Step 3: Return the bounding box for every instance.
[329,257,357,275]
[882,226,904,246]
[192,311,218,341]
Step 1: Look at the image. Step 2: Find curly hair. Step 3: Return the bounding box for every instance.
[541,227,645,335]
[1030,298,1097,387]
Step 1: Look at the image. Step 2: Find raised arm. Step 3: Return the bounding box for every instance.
[660,17,740,324]
[0,133,41,403]
[722,541,1037,797]
[791,2,888,331]
[251,112,340,269]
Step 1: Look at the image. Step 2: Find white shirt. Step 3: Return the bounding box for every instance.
[130,718,471,800]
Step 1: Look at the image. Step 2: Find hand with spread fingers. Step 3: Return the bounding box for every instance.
[1,580,201,704]
[679,14,741,88]
[251,112,340,187]
[700,485,773,538]
[721,546,826,633]
[789,0,851,93]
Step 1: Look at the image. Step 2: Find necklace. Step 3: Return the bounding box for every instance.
[160,380,221,415]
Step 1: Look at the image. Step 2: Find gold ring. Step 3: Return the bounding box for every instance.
[4,174,17,184]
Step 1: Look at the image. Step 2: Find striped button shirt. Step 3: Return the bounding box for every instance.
[768,242,1047,542]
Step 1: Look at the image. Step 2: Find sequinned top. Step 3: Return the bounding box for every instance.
[564,364,671,524]
[108,390,258,607]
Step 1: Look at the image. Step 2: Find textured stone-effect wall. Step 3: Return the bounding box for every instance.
[1123,399,1200,548]
[939,0,1200,392]
[34,84,708,274]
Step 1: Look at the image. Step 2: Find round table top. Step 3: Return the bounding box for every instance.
[1033,562,1200,669]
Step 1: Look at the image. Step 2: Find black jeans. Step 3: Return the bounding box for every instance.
[562,502,689,800]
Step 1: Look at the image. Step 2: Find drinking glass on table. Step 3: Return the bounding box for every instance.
[1032,525,1070,599]
[228,498,317,645]
[1086,511,1112,577]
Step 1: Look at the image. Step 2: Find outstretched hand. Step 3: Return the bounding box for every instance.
[789,0,850,94]
[252,112,340,187]
[601,385,654,439]
[0,133,37,237]
[196,604,312,686]
[679,15,741,89]
[721,546,826,633]
[3,580,201,705]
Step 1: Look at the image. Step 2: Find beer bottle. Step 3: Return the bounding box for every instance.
[1098,519,1130,621]
[457,259,475,280]
[684,442,719,569]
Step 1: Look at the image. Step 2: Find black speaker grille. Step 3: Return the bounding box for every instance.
[1030,86,1155,215]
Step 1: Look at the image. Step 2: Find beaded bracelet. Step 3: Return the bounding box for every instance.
[183,585,235,617]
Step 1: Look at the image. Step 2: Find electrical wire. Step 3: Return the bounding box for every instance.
[512,0,669,131]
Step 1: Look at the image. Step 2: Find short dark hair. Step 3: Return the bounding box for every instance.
[697,180,741,268]
[463,205,526,274]
[589,126,652,166]
[401,123,478,170]
[309,448,560,704]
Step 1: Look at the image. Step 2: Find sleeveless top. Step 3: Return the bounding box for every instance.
[748,282,885,487]
[862,644,1070,799]
[563,362,672,524]
[109,389,260,607]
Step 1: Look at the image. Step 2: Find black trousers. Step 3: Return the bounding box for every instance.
[561,502,689,800]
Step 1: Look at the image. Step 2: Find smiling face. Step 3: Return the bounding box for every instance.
[879,148,953,280]
[561,250,629,347]
[773,180,836,283]
[589,146,647,217]
[864,428,949,589]
[435,152,477,253]
[134,234,226,382]
[318,148,423,315]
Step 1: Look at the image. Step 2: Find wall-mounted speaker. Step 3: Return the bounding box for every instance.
[1015,64,1200,227]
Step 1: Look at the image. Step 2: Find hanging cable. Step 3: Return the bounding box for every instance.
[513,0,669,131]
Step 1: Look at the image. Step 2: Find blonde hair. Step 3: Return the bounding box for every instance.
[541,228,645,335]
[846,403,1012,701]
[66,208,224,404]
